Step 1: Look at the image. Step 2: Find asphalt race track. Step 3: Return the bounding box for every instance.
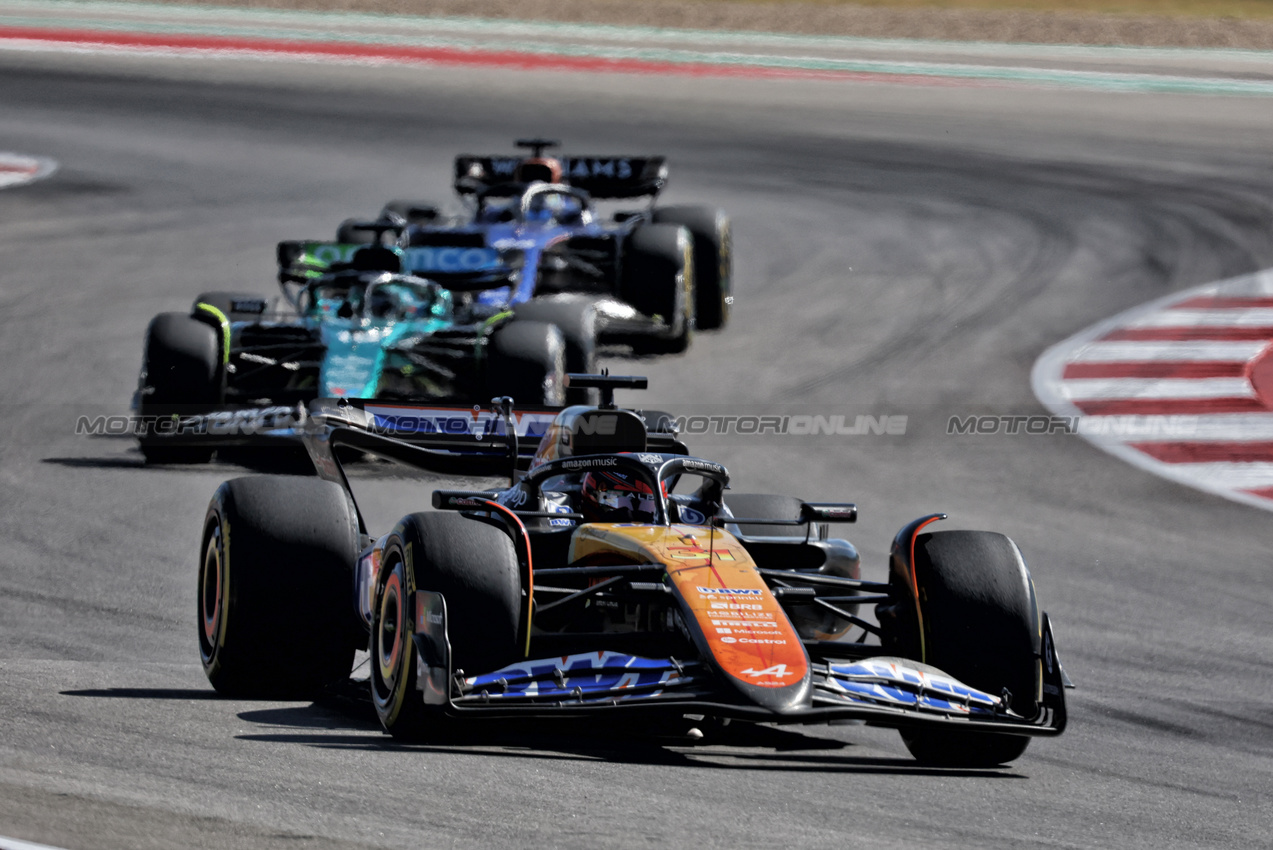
[1,45,1271,849]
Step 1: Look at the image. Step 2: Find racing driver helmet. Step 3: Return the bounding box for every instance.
[514,157,563,185]
[580,471,658,524]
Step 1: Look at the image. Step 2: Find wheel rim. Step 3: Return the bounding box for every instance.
[377,568,405,688]
[371,555,413,722]
[198,520,224,666]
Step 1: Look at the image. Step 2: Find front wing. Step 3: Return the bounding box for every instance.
[410,591,1067,737]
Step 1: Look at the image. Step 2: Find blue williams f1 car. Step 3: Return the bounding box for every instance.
[341,139,732,354]
[195,374,1069,766]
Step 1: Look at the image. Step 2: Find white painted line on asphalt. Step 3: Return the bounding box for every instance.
[0,835,74,850]
[1127,413,1273,442]
[1057,377,1256,401]
[0,152,57,189]
[1070,340,1268,362]
[1142,461,1273,488]
[1129,308,1273,328]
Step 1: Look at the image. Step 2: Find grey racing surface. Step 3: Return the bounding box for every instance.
[1,48,1271,849]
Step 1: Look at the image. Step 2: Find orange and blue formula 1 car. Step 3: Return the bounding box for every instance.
[196,375,1069,766]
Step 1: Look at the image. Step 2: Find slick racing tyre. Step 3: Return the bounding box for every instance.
[199,476,362,697]
[887,530,1041,767]
[138,312,221,464]
[370,512,522,740]
[512,297,599,404]
[486,320,567,406]
[653,205,732,331]
[379,199,440,226]
[620,223,694,355]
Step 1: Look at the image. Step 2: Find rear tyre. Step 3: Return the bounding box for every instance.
[486,320,567,406]
[138,312,221,464]
[512,298,599,404]
[370,512,522,740]
[199,476,361,697]
[653,205,731,330]
[620,224,693,355]
[892,530,1040,767]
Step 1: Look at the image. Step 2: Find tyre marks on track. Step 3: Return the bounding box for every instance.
[1034,267,1273,510]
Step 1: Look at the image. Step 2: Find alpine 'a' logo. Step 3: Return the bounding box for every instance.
[738,664,794,679]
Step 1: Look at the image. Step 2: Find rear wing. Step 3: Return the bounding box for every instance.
[300,393,685,534]
[129,399,565,462]
[329,398,561,459]
[134,385,682,460]
[453,155,668,199]
[309,397,683,459]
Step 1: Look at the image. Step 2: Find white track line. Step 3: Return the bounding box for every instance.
[1146,462,1273,488]
[0,835,73,850]
[0,152,57,189]
[1069,340,1268,362]
[1128,308,1273,328]
[1057,377,1256,401]
[1125,413,1273,442]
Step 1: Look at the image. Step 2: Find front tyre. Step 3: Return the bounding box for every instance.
[199,476,361,697]
[890,530,1040,767]
[370,512,522,740]
[138,312,221,464]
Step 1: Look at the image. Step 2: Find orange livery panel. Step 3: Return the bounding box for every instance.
[569,524,811,711]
